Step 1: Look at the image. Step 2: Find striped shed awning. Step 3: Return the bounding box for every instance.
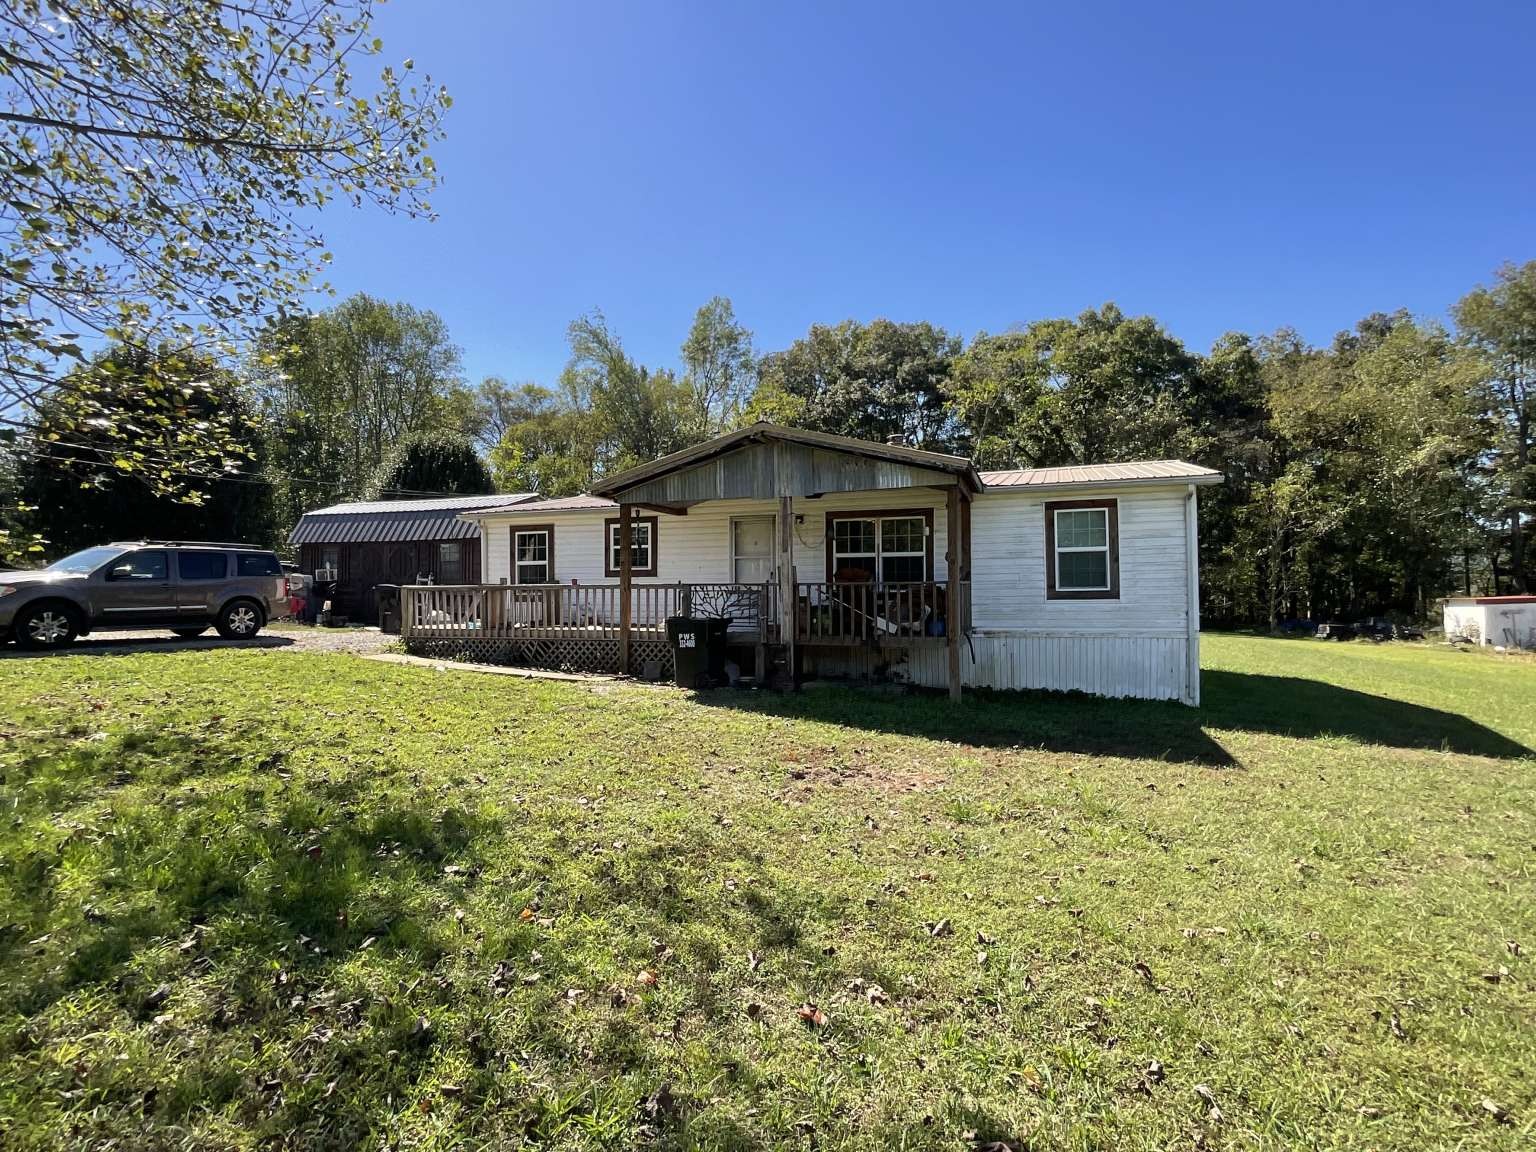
[288,493,538,546]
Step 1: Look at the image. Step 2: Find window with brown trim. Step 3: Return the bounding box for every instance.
[1045,499,1119,599]
[824,508,934,583]
[604,515,659,577]
[512,524,556,584]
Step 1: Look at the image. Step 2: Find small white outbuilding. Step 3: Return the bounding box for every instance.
[1442,595,1536,649]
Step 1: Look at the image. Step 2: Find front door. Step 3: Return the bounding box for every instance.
[97,549,179,625]
[732,516,776,584]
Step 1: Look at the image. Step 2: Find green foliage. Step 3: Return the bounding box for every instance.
[366,431,494,499]
[0,638,1531,1149]
[0,0,449,480]
[1453,261,1536,592]
[949,305,1209,467]
[680,296,755,436]
[13,344,274,555]
[254,293,468,528]
[487,309,705,496]
[486,382,601,497]
[750,318,962,448]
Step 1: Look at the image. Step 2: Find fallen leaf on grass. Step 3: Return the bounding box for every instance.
[1481,966,1509,984]
[926,918,954,937]
[745,1002,763,1020]
[636,969,658,987]
[797,1003,827,1028]
[747,950,762,973]
[1357,1106,1383,1119]
[1480,1098,1510,1123]
[1194,1084,1223,1124]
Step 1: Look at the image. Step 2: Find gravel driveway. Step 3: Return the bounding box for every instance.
[0,623,396,658]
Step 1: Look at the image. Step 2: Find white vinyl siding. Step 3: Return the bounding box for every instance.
[473,482,1199,703]
[478,489,953,589]
[970,487,1189,634]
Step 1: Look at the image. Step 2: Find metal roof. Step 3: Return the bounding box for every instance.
[592,421,983,499]
[458,494,616,516]
[302,493,537,516]
[288,493,538,546]
[980,460,1223,491]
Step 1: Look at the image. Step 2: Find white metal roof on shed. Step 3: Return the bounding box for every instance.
[980,460,1222,490]
[458,493,616,517]
[302,493,538,516]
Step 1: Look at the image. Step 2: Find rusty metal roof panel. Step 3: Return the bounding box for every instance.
[980,460,1223,490]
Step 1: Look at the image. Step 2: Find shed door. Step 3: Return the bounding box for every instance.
[732,517,775,584]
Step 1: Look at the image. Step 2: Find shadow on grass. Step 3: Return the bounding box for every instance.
[694,669,1533,765]
[0,634,296,658]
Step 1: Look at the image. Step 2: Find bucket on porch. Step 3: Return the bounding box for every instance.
[665,616,729,689]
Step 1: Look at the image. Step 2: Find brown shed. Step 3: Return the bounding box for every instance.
[289,493,537,621]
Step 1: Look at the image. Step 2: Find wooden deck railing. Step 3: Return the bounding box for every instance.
[792,581,957,644]
[401,580,966,646]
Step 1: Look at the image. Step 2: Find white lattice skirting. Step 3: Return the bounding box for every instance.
[404,635,674,678]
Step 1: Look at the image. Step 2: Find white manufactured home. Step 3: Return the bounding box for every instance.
[399,423,1222,704]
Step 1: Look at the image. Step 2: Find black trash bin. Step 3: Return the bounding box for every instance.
[376,584,401,634]
[666,616,729,688]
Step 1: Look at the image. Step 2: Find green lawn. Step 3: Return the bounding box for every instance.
[0,635,1531,1150]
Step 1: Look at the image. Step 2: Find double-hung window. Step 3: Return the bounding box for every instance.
[512,526,554,585]
[1045,500,1119,599]
[827,511,931,582]
[436,542,464,584]
[605,516,658,577]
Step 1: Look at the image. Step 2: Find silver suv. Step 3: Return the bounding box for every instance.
[0,541,288,650]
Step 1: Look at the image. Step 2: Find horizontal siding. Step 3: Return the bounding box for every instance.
[478,488,953,588]
[970,486,1191,634]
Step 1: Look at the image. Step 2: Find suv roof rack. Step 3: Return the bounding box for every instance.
[109,540,272,550]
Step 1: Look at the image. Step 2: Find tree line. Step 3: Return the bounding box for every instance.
[3,263,1532,627]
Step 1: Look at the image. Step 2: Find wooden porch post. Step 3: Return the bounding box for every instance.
[618,502,633,675]
[945,483,962,701]
[779,494,796,689]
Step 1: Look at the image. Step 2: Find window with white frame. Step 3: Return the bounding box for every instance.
[513,527,552,584]
[828,511,930,582]
[1046,501,1118,598]
[604,516,658,577]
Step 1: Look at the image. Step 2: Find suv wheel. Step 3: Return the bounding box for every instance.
[216,600,263,640]
[16,603,80,650]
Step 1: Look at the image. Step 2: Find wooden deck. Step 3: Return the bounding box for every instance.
[399,580,966,678]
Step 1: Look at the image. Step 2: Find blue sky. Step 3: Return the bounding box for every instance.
[315,1,1536,386]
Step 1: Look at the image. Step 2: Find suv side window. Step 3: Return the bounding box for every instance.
[113,550,168,580]
[237,553,283,577]
[178,551,228,581]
